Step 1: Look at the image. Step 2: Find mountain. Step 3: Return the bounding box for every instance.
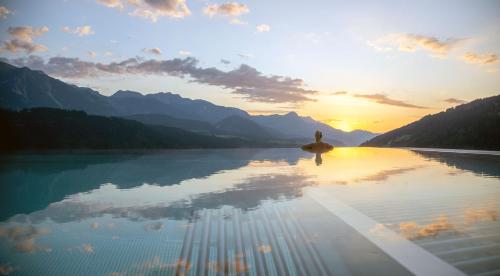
[124,113,216,134]
[0,108,290,150]
[149,92,249,123]
[214,115,279,139]
[362,95,500,150]
[0,62,115,115]
[252,112,376,146]
[0,61,377,145]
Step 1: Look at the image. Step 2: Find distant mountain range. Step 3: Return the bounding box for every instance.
[362,95,500,150]
[0,61,377,146]
[0,108,292,150]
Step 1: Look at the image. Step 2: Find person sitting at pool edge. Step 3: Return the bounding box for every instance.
[301,130,334,152]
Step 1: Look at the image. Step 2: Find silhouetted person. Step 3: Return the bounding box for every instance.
[301,130,334,166]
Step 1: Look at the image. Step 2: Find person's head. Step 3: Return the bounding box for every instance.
[315,130,322,142]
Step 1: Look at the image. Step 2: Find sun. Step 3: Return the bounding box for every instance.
[326,119,352,132]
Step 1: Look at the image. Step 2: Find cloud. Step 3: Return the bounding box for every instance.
[0,263,16,275]
[257,245,272,253]
[179,50,191,56]
[0,6,12,19]
[238,53,253,59]
[354,93,428,109]
[87,51,97,58]
[229,18,247,25]
[369,33,465,57]
[82,243,94,253]
[203,2,249,17]
[143,47,162,55]
[356,166,423,182]
[128,0,191,22]
[7,26,49,42]
[90,222,99,229]
[2,39,48,54]
[256,24,270,33]
[331,91,347,96]
[7,55,319,103]
[0,225,51,253]
[462,52,499,65]
[96,0,124,10]
[144,222,164,231]
[399,216,453,240]
[62,25,95,36]
[104,51,114,56]
[220,59,231,64]
[3,26,49,53]
[443,98,466,104]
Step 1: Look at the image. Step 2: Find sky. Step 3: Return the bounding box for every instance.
[0,0,499,133]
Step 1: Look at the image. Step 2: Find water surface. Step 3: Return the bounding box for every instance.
[0,148,499,275]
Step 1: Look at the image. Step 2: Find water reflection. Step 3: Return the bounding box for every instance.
[0,148,499,275]
[301,147,333,166]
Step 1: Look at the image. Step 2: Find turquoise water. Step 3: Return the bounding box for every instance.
[0,148,499,275]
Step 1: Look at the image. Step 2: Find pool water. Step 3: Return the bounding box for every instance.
[0,148,499,275]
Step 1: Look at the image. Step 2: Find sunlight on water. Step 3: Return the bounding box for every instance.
[0,148,499,275]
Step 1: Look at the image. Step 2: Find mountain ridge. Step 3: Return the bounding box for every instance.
[362,95,500,150]
[0,61,377,145]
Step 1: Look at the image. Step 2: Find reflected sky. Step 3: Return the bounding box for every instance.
[0,148,499,275]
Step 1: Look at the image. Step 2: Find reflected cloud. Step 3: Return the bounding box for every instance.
[144,222,164,232]
[82,243,94,254]
[356,166,424,182]
[0,225,51,253]
[0,149,309,221]
[0,263,16,275]
[257,245,272,253]
[464,207,497,224]
[398,216,454,240]
[90,222,99,229]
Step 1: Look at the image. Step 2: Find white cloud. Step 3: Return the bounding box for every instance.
[369,33,465,57]
[96,0,124,10]
[62,25,95,36]
[178,50,191,56]
[128,0,191,22]
[87,51,97,58]
[230,18,247,25]
[143,47,162,55]
[0,5,12,19]
[256,24,270,32]
[203,2,249,17]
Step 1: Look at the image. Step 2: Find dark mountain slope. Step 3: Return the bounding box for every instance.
[0,62,115,115]
[124,113,216,134]
[0,108,286,150]
[362,95,500,150]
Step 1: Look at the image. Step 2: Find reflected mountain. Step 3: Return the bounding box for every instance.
[412,150,500,178]
[0,149,310,221]
[17,172,313,223]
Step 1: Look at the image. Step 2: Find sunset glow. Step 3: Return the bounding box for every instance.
[0,0,499,133]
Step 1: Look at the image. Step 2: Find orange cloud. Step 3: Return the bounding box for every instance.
[369,33,465,57]
[443,98,466,104]
[354,93,428,109]
[399,215,453,240]
[462,52,499,65]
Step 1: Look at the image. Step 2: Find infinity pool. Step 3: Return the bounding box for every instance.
[0,148,499,275]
